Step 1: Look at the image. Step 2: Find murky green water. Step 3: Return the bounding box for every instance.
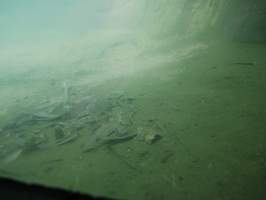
[0,1,266,200]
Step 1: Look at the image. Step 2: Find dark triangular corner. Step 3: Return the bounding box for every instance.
[0,177,112,200]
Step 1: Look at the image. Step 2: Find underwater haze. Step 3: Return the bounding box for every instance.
[0,0,266,199]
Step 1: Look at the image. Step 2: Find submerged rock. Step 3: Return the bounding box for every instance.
[137,127,162,144]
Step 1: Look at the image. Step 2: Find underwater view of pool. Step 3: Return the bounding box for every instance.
[0,1,266,199]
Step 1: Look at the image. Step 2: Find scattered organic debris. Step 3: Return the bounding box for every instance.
[81,104,137,152]
[0,86,165,162]
[0,91,139,158]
